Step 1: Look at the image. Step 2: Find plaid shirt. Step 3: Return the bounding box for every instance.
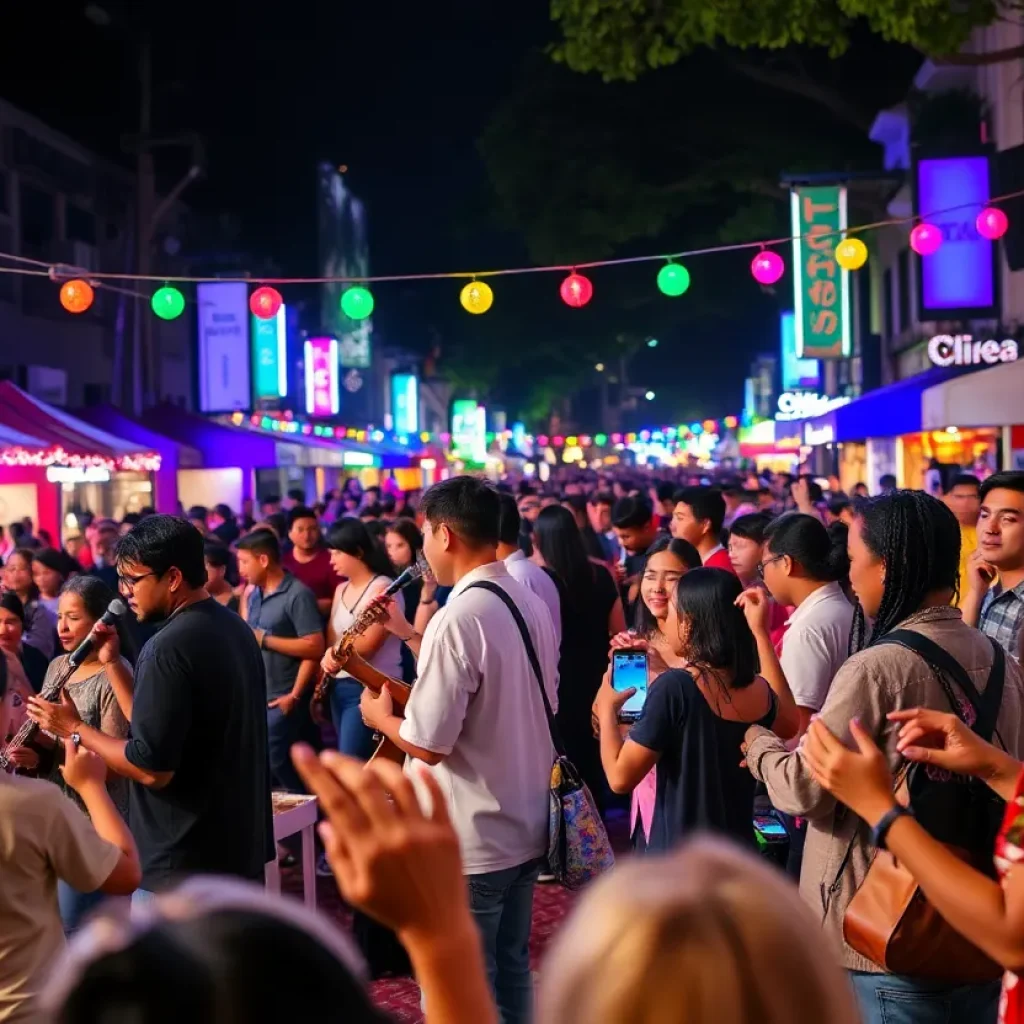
[980,579,1024,658]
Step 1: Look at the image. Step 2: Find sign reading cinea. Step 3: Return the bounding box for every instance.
[928,334,1019,367]
[790,186,852,360]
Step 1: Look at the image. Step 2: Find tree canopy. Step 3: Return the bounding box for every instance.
[551,0,1014,86]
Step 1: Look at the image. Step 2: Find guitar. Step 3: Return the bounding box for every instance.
[336,650,411,765]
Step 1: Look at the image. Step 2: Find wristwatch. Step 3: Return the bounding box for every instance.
[70,732,82,748]
[872,805,912,850]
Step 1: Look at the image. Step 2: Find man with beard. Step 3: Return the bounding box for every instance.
[26,515,272,902]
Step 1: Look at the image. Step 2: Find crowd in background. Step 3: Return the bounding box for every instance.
[1,462,1024,1024]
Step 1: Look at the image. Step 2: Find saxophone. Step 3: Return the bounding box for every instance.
[311,555,430,709]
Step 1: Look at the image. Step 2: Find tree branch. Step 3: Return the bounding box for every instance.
[724,55,875,133]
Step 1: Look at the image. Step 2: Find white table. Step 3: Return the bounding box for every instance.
[265,792,318,910]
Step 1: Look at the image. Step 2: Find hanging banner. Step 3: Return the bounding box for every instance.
[391,373,419,435]
[304,337,339,417]
[451,399,487,464]
[197,282,251,412]
[252,304,287,401]
[790,186,851,360]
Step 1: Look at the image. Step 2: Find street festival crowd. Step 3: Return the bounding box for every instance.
[1,465,1024,1023]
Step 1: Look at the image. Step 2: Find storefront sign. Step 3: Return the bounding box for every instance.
[780,311,820,391]
[304,337,340,417]
[916,156,996,317]
[252,304,287,401]
[790,186,851,359]
[391,373,419,435]
[197,282,251,412]
[928,334,1018,367]
[776,392,851,421]
[451,399,487,464]
[803,423,835,446]
[342,450,376,468]
[46,466,111,484]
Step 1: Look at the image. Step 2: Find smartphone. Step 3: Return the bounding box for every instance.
[753,814,788,840]
[611,649,649,721]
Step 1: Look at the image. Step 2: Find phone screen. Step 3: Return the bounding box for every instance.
[612,650,649,718]
[753,814,788,838]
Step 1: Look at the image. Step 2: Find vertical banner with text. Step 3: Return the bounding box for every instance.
[304,337,340,417]
[252,304,288,402]
[790,186,851,359]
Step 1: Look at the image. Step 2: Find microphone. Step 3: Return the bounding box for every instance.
[68,598,127,668]
[381,554,431,598]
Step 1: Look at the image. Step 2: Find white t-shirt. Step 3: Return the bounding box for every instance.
[400,561,559,874]
[504,550,562,648]
[779,582,855,712]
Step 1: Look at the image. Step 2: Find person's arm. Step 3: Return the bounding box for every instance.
[361,686,445,766]
[752,627,800,740]
[260,631,325,660]
[75,724,173,788]
[316,596,333,617]
[54,743,141,895]
[606,597,627,638]
[103,658,134,723]
[593,667,665,792]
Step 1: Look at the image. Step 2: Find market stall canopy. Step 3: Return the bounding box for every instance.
[0,421,50,451]
[0,382,160,470]
[922,357,1024,430]
[75,406,202,469]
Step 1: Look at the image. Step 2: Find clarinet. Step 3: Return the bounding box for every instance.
[312,555,430,708]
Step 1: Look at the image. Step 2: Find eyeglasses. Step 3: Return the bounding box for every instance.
[756,554,785,579]
[117,570,157,592]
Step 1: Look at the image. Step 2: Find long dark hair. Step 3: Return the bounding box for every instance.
[851,491,960,652]
[385,519,422,570]
[634,536,702,636]
[533,505,593,609]
[60,575,135,661]
[674,568,756,689]
[324,518,394,579]
[764,513,850,583]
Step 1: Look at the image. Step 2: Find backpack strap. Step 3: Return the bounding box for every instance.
[465,580,565,757]
[875,629,1005,741]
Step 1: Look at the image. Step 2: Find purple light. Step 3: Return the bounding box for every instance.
[304,337,339,416]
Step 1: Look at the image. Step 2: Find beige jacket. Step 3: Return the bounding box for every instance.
[746,606,1024,973]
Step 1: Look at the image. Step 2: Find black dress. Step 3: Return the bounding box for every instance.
[629,669,777,853]
[554,562,619,805]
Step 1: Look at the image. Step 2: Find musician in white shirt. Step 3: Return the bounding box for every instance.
[361,477,558,1024]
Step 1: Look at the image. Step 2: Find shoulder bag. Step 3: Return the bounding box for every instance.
[843,629,1006,982]
[467,580,615,890]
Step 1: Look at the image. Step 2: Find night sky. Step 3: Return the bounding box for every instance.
[3,1,920,426]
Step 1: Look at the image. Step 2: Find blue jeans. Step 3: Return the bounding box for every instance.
[850,971,1000,1024]
[267,696,315,792]
[58,881,105,933]
[468,860,540,1024]
[330,679,377,760]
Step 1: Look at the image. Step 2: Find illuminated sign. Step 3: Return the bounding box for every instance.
[46,466,111,484]
[304,337,340,416]
[780,311,820,391]
[776,392,851,421]
[197,282,251,412]
[451,399,487,464]
[928,334,1018,367]
[342,450,376,468]
[916,156,996,316]
[252,304,288,400]
[803,423,835,446]
[790,186,851,359]
[391,373,419,435]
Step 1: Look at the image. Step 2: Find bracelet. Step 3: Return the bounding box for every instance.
[872,805,912,850]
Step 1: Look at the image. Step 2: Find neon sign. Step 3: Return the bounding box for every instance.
[928,334,1018,367]
[304,337,339,416]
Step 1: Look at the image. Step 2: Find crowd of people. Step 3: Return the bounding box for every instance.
[1,464,1024,1023]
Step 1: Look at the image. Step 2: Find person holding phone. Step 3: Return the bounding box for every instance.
[593,568,798,854]
[607,537,700,850]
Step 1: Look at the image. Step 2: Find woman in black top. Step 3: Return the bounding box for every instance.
[533,506,625,807]
[594,568,798,852]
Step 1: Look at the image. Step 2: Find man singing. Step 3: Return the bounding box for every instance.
[357,477,558,1024]
[29,516,273,901]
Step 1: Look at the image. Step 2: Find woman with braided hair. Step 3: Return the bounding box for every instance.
[744,490,1024,1024]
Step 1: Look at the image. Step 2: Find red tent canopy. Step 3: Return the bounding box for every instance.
[0,382,159,470]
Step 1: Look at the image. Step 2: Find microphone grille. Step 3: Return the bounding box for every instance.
[108,598,128,618]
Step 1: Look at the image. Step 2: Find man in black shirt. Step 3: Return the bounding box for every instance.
[30,515,273,898]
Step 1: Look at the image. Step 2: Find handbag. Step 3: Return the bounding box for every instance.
[467,581,615,890]
[842,629,1006,983]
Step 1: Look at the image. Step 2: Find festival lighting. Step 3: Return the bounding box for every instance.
[835,238,868,271]
[977,207,1009,240]
[559,272,593,308]
[460,281,493,314]
[59,279,94,314]
[910,223,942,256]
[151,285,185,320]
[250,286,283,320]
[751,251,784,285]
[340,286,374,320]
[656,263,690,296]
